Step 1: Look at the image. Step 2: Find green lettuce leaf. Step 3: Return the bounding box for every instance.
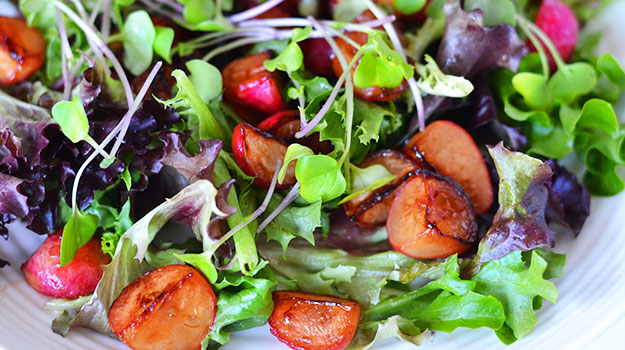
[472,250,559,343]
[263,194,322,255]
[203,270,277,348]
[259,241,444,306]
[478,143,555,262]
[362,255,506,334]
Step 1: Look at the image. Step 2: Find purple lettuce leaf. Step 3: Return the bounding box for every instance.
[436,7,526,78]
[414,5,527,131]
[478,143,555,263]
[157,132,223,183]
[0,90,56,234]
[546,160,590,237]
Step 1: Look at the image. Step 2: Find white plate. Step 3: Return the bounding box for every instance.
[2,2,625,349]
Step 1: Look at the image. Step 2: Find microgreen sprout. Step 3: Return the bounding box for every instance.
[138,0,185,23]
[295,16,355,139]
[257,183,301,233]
[365,0,425,132]
[228,0,285,23]
[515,15,551,78]
[55,8,72,101]
[54,1,134,108]
[209,161,282,252]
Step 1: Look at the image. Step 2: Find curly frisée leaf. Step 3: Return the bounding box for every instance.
[51,180,230,336]
[416,54,474,98]
[263,194,322,255]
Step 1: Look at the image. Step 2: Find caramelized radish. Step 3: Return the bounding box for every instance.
[21,230,110,299]
[0,17,45,85]
[269,291,361,350]
[332,31,408,102]
[258,110,333,154]
[108,265,217,350]
[232,122,296,188]
[343,150,419,227]
[387,171,478,260]
[403,120,493,215]
[222,52,285,123]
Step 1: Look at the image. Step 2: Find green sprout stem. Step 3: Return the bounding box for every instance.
[517,19,550,78]
[516,14,568,73]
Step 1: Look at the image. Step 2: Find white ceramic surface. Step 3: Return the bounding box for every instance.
[1,2,625,349]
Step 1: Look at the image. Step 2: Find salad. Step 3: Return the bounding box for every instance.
[0,0,623,349]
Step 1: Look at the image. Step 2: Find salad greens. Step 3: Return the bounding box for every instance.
[0,0,621,349]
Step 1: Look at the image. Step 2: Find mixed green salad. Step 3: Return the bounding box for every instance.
[1,0,624,349]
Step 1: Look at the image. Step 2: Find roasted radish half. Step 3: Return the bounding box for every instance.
[258,110,333,154]
[403,120,493,215]
[108,265,217,350]
[387,170,478,260]
[0,17,45,85]
[222,52,285,122]
[232,122,296,188]
[332,31,408,102]
[269,291,361,350]
[21,230,110,299]
[343,150,419,227]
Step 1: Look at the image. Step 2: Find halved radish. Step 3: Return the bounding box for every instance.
[258,110,333,154]
[269,291,361,350]
[343,150,419,227]
[403,120,493,215]
[332,31,408,102]
[387,170,478,260]
[232,122,296,188]
[0,17,45,85]
[109,265,217,350]
[222,52,285,123]
[21,230,111,299]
